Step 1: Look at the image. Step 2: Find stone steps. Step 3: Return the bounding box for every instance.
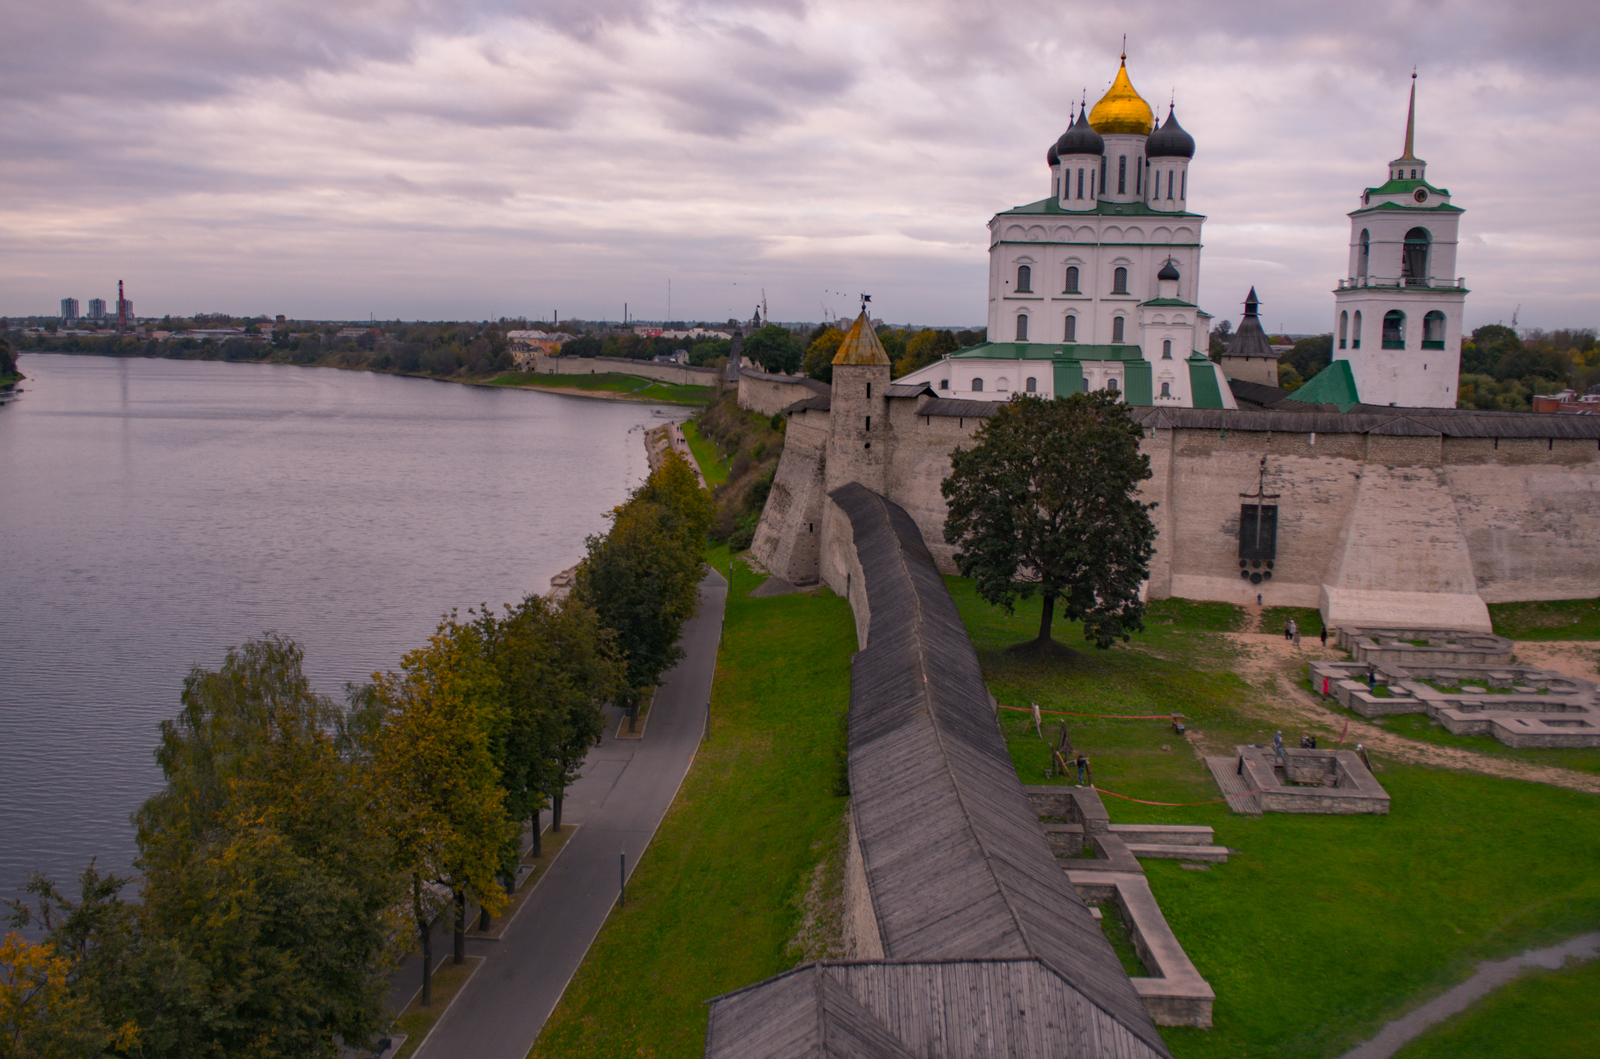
[1204,755,1263,815]
[1124,842,1233,863]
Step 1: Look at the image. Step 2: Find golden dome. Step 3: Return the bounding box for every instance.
[1088,59,1154,136]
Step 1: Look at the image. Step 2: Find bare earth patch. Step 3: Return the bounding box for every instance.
[1220,632,1600,795]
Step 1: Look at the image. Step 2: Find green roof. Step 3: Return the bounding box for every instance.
[997,198,1205,220]
[1282,359,1361,412]
[950,342,1150,362]
[1350,201,1464,215]
[1364,178,1450,197]
[1140,298,1197,308]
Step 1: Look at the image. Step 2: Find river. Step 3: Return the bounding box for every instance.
[0,353,677,900]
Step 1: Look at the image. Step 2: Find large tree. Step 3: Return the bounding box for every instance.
[575,453,712,722]
[742,324,802,375]
[942,392,1157,650]
[370,618,513,1005]
[130,635,404,1059]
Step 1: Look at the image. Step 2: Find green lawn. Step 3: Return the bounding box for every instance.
[487,371,711,405]
[1261,605,1326,640]
[1392,956,1600,1058]
[1339,701,1600,777]
[948,581,1600,1058]
[681,419,729,487]
[1490,597,1600,641]
[528,547,856,1058]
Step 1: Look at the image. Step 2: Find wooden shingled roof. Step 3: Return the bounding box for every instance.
[705,484,1170,1059]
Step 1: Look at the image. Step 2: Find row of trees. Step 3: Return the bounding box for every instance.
[739,323,985,383]
[2,453,713,1058]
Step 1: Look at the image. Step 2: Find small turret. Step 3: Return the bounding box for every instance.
[1220,287,1279,387]
[826,309,892,497]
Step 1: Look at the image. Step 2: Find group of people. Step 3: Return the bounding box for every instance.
[1282,618,1331,649]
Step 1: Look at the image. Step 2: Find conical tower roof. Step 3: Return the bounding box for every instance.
[833,310,891,366]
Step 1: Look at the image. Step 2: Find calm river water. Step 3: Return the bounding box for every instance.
[0,354,675,899]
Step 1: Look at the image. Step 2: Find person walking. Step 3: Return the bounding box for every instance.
[1293,626,1302,648]
[1272,730,1286,766]
[1284,620,1292,641]
[1320,626,1328,648]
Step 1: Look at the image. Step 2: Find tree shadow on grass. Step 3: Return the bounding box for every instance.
[1003,638,1085,665]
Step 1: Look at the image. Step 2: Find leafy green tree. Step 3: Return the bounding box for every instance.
[0,340,18,381]
[371,618,514,1005]
[942,392,1156,650]
[575,453,712,722]
[742,325,802,374]
[6,865,202,1059]
[893,328,959,378]
[802,328,844,383]
[480,593,622,858]
[133,635,405,1057]
[1281,335,1331,381]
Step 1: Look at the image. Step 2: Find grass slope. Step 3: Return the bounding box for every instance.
[487,370,710,405]
[947,581,1600,1058]
[1489,597,1600,641]
[680,420,729,487]
[528,549,856,1059]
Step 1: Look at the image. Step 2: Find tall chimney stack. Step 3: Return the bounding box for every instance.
[117,280,126,334]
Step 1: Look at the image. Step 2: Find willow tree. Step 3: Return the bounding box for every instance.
[941,391,1156,651]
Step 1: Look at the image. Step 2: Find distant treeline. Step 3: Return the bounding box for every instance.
[2,453,712,1059]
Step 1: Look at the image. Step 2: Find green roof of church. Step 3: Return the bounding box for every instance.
[1282,359,1361,412]
[950,342,1160,362]
[997,198,1205,220]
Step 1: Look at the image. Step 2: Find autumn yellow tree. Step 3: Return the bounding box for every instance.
[0,931,131,1059]
[371,615,515,1005]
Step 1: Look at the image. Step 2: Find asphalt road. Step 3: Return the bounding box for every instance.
[410,568,728,1059]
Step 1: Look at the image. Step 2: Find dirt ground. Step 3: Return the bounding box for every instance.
[1215,632,1600,795]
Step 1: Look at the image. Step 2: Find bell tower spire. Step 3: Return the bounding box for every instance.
[1402,69,1418,161]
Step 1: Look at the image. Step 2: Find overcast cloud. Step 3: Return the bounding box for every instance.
[3,0,1596,331]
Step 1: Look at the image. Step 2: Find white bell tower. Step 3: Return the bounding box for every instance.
[1331,74,1466,408]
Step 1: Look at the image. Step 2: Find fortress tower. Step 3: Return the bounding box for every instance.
[1331,75,1466,408]
[824,310,892,498]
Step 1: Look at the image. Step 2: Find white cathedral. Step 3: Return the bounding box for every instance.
[899,59,1465,411]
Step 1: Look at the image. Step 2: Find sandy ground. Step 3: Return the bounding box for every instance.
[1215,632,1600,795]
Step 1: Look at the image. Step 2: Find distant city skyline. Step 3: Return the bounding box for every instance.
[4,0,1597,333]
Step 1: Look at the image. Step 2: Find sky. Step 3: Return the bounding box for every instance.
[4,0,1598,332]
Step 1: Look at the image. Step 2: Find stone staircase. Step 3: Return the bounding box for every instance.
[1203,756,1263,815]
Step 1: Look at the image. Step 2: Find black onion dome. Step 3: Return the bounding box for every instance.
[1047,140,1060,166]
[1158,258,1180,281]
[1146,106,1195,158]
[1054,109,1104,157]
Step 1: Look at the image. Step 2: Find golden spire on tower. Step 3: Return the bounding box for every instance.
[1088,48,1154,135]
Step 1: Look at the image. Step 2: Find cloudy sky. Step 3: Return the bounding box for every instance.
[4,0,1596,331]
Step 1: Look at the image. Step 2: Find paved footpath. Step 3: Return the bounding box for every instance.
[410,568,728,1059]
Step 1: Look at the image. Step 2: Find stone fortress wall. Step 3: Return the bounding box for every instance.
[746,372,1600,630]
[528,351,720,387]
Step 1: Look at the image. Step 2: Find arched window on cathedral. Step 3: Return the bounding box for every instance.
[1063,315,1077,342]
[1016,264,1032,293]
[1180,171,1186,199]
[1025,377,1037,392]
[1162,339,1172,359]
[1358,229,1370,280]
[1015,315,1028,341]
[996,377,1010,392]
[1107,377,1120,393]
[1136,156,1142,195]
[1422,311,1446,349]
[1112,267,1128,294]
[971,377,984,392]
[1352,310,1363,349]
[1383,310,1406,349]
[1402,228,1431,287]
[1410,169,1417,179]
[1167,170,1174,198]
[1099,158,1106,197]
[1064,266,1080,293]
[1118,155,1127,194]
[1077,168,1085,199]
[1339,311,1349,349]
[1160,381,1171,398]
[1112,317,1126,344]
